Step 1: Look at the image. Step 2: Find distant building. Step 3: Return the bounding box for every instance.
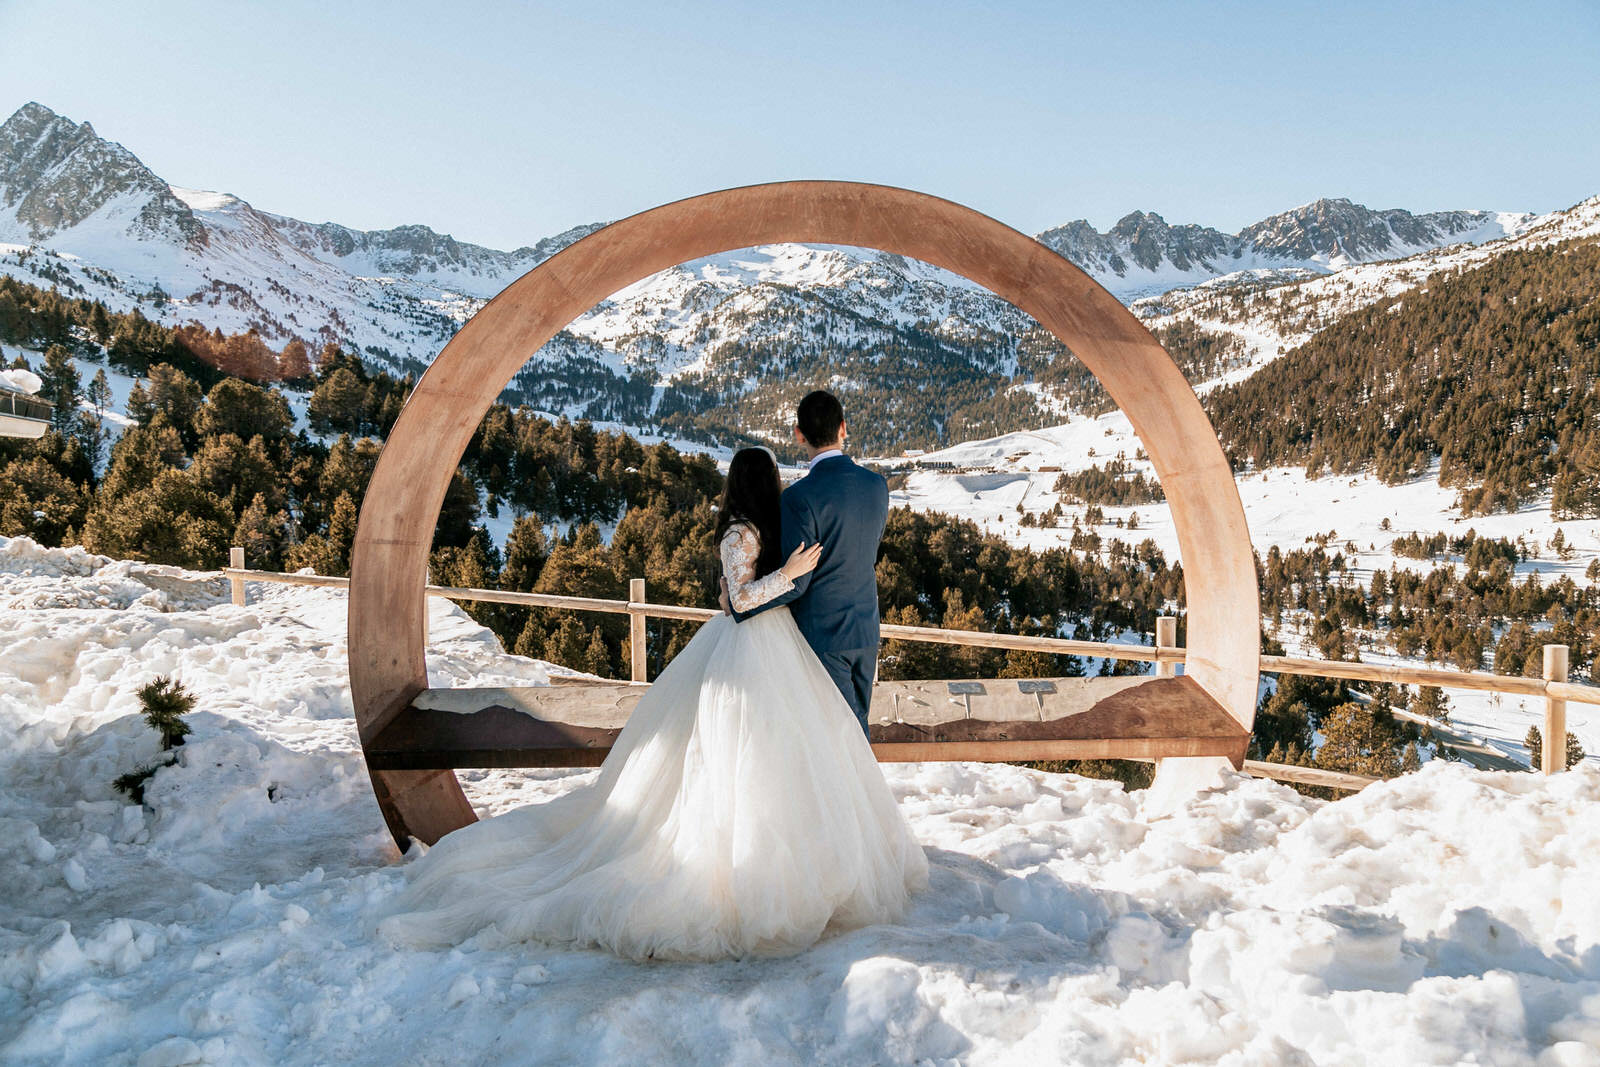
[0,383,50,440]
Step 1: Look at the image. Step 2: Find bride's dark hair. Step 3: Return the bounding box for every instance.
[716,447,783,578]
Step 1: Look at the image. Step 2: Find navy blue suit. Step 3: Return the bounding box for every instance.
[732,454,888,732]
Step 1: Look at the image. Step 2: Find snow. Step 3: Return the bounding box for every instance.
[3,535,1598,1065]
[0,368,42,394]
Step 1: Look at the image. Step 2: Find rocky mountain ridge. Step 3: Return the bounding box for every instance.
[0,101,1560,451]
[1037,199,1529,289]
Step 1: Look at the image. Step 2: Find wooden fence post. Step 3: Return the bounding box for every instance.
[629,578,648,683]
[1156,616,1177,678]
[229,546,246,606]
[1542,644,1569,774]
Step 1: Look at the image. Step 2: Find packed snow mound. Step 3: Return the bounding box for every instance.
[0,367,42,394]
[1,538,1598,1065]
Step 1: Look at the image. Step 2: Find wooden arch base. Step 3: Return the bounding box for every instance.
[348,182,1261,850]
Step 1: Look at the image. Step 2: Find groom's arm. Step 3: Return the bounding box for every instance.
[730,491,815,622]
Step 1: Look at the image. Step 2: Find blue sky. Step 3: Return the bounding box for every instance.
[2,0,1596,248]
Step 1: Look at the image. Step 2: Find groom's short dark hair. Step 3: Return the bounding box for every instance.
[797,390,845,448]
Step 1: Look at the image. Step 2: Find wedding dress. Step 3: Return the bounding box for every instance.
[379,523,928,961]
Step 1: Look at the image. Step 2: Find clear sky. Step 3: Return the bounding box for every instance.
[2,0,1596,249]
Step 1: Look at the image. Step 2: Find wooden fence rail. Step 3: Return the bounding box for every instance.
[222,558,1595,790]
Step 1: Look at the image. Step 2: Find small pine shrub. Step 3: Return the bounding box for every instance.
[113,760,172,805]
[137,676,196,750]
[113,676,198,804]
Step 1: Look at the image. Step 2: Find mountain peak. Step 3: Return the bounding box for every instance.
[1238,197,1498,262]
[0,102,203,246]
[1111,209,1169,233]
[6,101,89,138]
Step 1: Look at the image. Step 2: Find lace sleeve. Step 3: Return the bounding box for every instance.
[720,524,794,613]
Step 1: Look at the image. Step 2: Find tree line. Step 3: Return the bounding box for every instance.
[1204,238,1600,517]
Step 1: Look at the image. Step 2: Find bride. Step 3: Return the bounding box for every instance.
[379,447,928,961]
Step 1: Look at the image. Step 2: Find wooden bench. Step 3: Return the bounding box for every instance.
[364,674,1250,771]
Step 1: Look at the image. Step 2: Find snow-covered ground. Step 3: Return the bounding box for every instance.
[3,536,1599,1066]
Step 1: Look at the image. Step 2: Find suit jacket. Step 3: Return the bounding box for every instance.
[731,454,888,653]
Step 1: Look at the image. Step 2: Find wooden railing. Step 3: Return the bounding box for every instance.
[224,548,1597,789]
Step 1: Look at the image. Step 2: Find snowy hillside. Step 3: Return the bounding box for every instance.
[891,412,1600,770]
[3,536,1598,1066]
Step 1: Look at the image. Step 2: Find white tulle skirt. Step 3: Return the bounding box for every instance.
[378,607,929,961]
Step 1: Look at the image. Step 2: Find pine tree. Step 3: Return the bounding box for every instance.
[87,302,112,345]
[138,676,196,749]
[191,434,287,514]
[501,516,549,592]
[1526,725,1588,770]
[998,648,1055,678]
[140,365,202,445]
[87,368,112,417]
[83,466,232,569]
[1412,686,1450,722]
[196,379,293,443]
[543,617,594,674]
[0,455,88,543]
[307,367,368,436]
[277,339,312,383]
[583,628,613,676]
[286,492,360,577]
[40,344,79,434]
[126,379,153,424]
[234,492,290,571]
[1316,702,1403,778]
[71,409,107,478]
[513,615,550,660]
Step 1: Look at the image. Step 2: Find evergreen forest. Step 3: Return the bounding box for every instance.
[1204,239,1600,516]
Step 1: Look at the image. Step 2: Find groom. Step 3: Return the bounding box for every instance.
[728,390,888,734]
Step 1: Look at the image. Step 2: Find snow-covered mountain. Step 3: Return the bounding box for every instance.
[1131,193,1600,393]
[1038,200,1533,296]
[0,100,1563,450]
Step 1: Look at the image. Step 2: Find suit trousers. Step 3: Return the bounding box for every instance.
[817,647,877,735]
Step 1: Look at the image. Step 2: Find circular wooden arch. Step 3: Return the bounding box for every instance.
[349,181,1260,848]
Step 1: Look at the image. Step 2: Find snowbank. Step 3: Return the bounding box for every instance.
[0,367,42,394]
[1,537,1597,1065]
